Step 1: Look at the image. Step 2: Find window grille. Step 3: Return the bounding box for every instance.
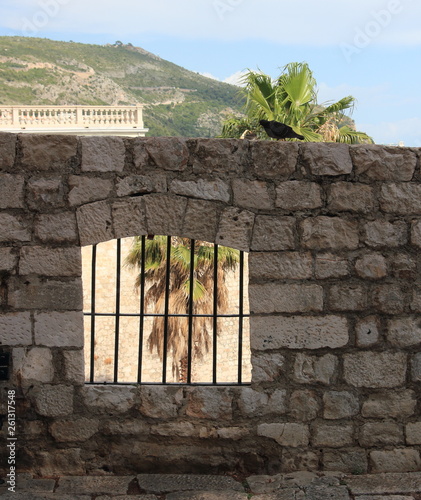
[83,236,251,385]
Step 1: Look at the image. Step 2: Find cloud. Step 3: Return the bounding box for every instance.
[223,70,247,86]
[358,117,421,147]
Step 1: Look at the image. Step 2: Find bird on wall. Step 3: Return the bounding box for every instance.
[259,120,305,140]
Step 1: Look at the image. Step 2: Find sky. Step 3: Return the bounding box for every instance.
[0,0,420,146]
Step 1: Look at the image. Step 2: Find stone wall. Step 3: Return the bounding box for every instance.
[0,132,421,476]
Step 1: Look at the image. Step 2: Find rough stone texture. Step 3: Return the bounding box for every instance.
[371,284,406,314]
[50,417,99,442]
[382,184,421,214]
[251,216,295,251]
[355,253,387,279]
[0,213,31,242]
[355,316,381,347]
[0,246,17,271]
[57,476,131,495]
[289,390,320,421]
[323,449,368,474]
[232,179,273,210]
[171,178,230,203]
[370,449,421,473]
[323,391,360,420]
[112,197,147,239]
[144,194,187,237]
[116,173,166,197]
[345,472,421,494]
[361,391,417,419]
[406,422,421,445]
[136,475,245,493]
[312,422,354,447]
[249,283,323,313]
[249,252,312,280]
[238,388,287,417]
[0,132,16,169]
[389,253,417,280]
[301,217,359,250]
[12,347,54,385]
[328,284,367,311]
[145,137,189,171]
[182,199,220,242]
[257,423,310,447]
[139,386,184,419]
[328,182,375,213]
[63,350,85,384]
[387,317,421,347]
[216,207,254,251]
[192,139,247,175]
[34,311,84,347]
[275,181,323,210]
[68,175,113,206]
[185,387,232,420]
[344,352,407,388]
[250,141,298,179]
[19,134,77,170]
[411,219,421,247]
[34,212,78,243]
[301,143,353,176]
[359,422,404,447]
[81,136,125,172]
[363,220,407,247]
[31,384,74,417]
[251,352,285,382]
[293,353,338,385]
[315,252,349,279]
[412,353,421,382]
[83,386,136,414]
[0,173,25,208]
[76,200,113,246]
[27,177,66,210]
[20,246,81,276]
[0,311,32,345]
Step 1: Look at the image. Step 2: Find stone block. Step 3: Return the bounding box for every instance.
[411,352,421,381]
[351,145,417,180]
[50,417,99,442]
[76,200,113,246]
[12,347,54,385]
[68,175,113,206]
[343,352,407,388]
[389,253,416,280]
[323,449,368,474]
[139,386,183,419]
[0,173,24,208]
[35,448,84,476]
[34,311,83,347]
[371,284,405,314]
[301,217,359,250]
[182,199,220,242]
[145,137,189,171]
[251,352,285,382]
[251,215,296,251]
[238,388,287,417]
[83,385,136,414]
[31,384,74,417]
[34,212,78,243]
[346,472,421,495]
[233,178,273,209]
[185,387,232,420]
[217,427,249,440]
[116,173,166,196]
[0,132,17,170]
[355,253,387,279]
[81,136,125,172]
[0,312,32,345]
[289,389,320,421]
[216,207,254,251]
[0,247,17,271]
[193,138,247,175]
[112,197,147,239]
[102,419,149,435]
[136,474,245,493]
[363,220,407,247]
[27,177,66,210]
[63,350,85,384]
[362,390,417,418]
[359,422,404,447]
[19,246,81,276]
[293,353,338,385]
[56,476,131,495]
[282,450,320,474]
[411,288,421,312]
[410,219,421,247]
[328,182,374,212]
[151,422,198,438]
[249,252,312,280]
[275,181,323,210]
[144,194,187,237]
[0,214,31,242]
[301,143,353,176]
[312,422,354,447]
[19,134,77,171]
[380,183,421,214]
[171,178,230,203]
[257,422,309,447]
[328,284,367,311]
[387,317,421,347]
[250,141,299,179]
[355,316,381,347]
[406,422,421,445]
[370,449,421,473]
[323,391,359,420]
[315,252,349,279]
[249,283,323,313]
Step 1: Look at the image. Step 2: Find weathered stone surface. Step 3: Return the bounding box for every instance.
[0,246,17,271]
[362,390,417,419]
[380,183,421,214]
[233,178,272,209]
[34,448,84,476]
[68,175,113,206]
[301,143,353,176]
[151,422,199,438]
[144,194,187,236]
[83,385,136,414]
[301,217,359,250]
[0,213,31,242]
[102,419,149,435]
[328,182,374,213]
[328,284,367,311]
[346,472,421,494]
[112,197,147,239]
[63,350,85,384]
[323,391,359,420]
[19,246,81,276]
[249,252,312,280]
[250,283,323,313]
[193,138,247,175]
[77,200,113,246]
[34,311,83,347]
[251,216,295,251]
[171,178,230,203]
[323,449,368,474]
[359,423,404,447]
[389,253,416,280]
[216,207,254,251]
[289,390,320,421]
[137,474,245,493]
[50,417,99,442]
[355,316,380,347]
[116,173,166,196]
[57,476,131,495]
[412,353,421,381]
[293,353,338,385]
[13,347,54,385]
[31,384,74,417]
[275,181,323,210]
[166,491,248,500]
[251,352,285,382]
[387,317,421,347]
[139,386,183,419]
[411,287,421,312]
[238,388,287,417]
[312,422,354,447]
[371,284,406,314]
[251,315,348,350]
[351,145,417,180]
[355,253,387,279]
[0,173,24,208]
[216,427,249,440]
[406,422,421,445]
[250,141,298,179]
[315,252,349,279]
[20,134,77,170]
[344,352,407,388]
[34,212,78,243]
[370,449,421,473]
[410,219,421,247]
[185,387,232,420]
[81,136,125,172]
[0,311,32,345]
[363,220,407,247]
[182,199,220,242]
[282,450,320,474]
[145,137,189,171]
[27,177,66,209]
[0,132,17,170]
[257,423,310,447]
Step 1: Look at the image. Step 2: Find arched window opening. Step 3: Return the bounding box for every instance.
[82,236,251,385]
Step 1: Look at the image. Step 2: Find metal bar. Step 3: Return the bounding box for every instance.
[84,312,250,318]
[137,236,146,383]
[212,244,218,384]
[238,251,245,384]
[85,381,251,387]
[162,236,172,383]
[187,239,195,384]
[89,245,97,383]
[113,239,121,383]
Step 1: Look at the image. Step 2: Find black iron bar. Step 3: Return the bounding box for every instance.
[238,251,245,384]
[187,239,195,384]
[113,239,122,383]
[212,244,218,384]
[137,235,146,383]
[162,236,171,383]
[89,245,97,383]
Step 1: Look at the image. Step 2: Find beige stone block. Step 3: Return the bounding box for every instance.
[257,422,309,447]
[20,134,77,171]
[20,246,81,276]
[328,182,374,213]
[362,390,417,418]
[50,417,99,442]
[312,422,354,447]
[0,311,32,345]
[32,384,74,417]
[0,173,25,208]
[315,252,349,279]
[151,422,198,438]
[145,136,189,171]
[116,173,166,196]
[387,317,421,347]
[237,388,269,417]
[328,284,367,311]
[76,200,113,246]
[0,132,17,169]
[27,177,66,210]
[0,247,18,271]
[217,427,249,440]
[12,347,54,385]
[371,284,405,314]
[185,387,232,420]
[35,311,83,347]
[216,207,254,251]
[293,353,338,385]
[411,219,421,247]
[193,138,247,175]
[355,316,380,347]
[182,199,220,242]
[34,212,78,243]
[380,183,421,214]
[0,213,31,242]
[112,197,147,239]
[139,386,183,418]
[232,178,272,210]
[289,389,320,421]
[363,219,407,247]
[144,194,187,237]
[359,422,404,447]
[35,448,84,476]
[171,178,230,203]
[249,252,312,280]
[251,352,285,382]
[250,283,322,314]
[406,422,421,445]
[275,181,323,210]
[250,141,298,179]
[102,419,149,435]
[83,385,136,414]
[370,449,421,473]
[68,175,113,206]
[355,253,387,279]
[323,449,368,474]
[323,391,359,420]
[344,352,407,388]
[350,145,417,180]
[301,216,359,250]
[251,315,348,350]
[63,350,85,384]
[81,136,125,172]
[251,215,295,251]
[301,143,353,176]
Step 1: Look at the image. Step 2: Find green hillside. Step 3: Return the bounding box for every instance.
[0,37,243,137]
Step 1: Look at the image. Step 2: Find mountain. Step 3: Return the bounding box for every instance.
[0,37,243,137]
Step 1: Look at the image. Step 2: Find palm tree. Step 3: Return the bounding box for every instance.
[125,236,239,382]
[220,62,373,144]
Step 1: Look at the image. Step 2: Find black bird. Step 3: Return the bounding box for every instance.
[259,120,304,140]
